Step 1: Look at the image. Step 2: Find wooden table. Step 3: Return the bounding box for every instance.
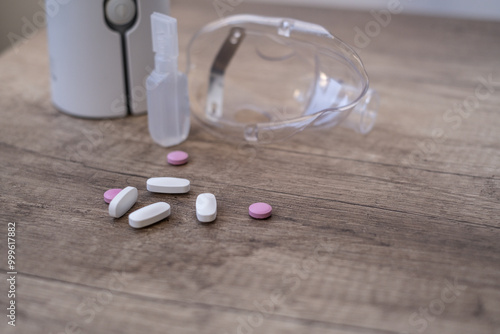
[1,1,499,333]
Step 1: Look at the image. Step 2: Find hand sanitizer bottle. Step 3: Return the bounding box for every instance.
[147,13,190,147]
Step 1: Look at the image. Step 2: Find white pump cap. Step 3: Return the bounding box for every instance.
[151,13,179,74]
[152,13,178,57]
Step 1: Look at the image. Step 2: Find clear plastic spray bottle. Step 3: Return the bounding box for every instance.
[147,13,190,147]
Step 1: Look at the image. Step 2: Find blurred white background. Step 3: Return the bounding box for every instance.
[1,0,499,54]
[250,0,500,21]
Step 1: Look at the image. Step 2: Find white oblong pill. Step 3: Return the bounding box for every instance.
[109,186,138,218]
[147,177,190,194]
[196,193,217,223]
[129,202,171,229]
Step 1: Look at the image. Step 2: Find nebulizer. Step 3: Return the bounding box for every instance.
[147,14,379,146]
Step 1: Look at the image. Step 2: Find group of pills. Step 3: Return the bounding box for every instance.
[103,151,273,229]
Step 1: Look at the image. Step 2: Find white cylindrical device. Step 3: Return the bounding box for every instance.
[46,0,170,118]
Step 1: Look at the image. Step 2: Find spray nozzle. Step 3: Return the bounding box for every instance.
[151,12,179,61]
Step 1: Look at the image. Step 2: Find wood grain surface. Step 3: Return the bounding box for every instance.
[1,1,499,333]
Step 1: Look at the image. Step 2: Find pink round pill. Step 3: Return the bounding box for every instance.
[104,189,122,204]
[167,151,189,166]
[249,203,273,219]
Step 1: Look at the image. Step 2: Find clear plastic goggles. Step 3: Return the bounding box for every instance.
[187,15,379,143]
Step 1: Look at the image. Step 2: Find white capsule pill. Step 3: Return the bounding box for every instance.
[109,186,138,218]
[196,193,217,223]
[129,202,171,229]
[147,177,190,194]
